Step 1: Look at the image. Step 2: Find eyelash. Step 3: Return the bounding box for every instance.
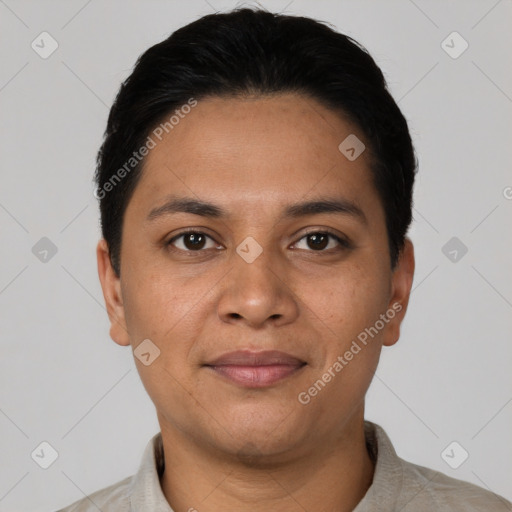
[166,229,352,254]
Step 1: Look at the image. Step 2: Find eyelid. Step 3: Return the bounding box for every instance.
[167,229,221,251]
[167,227,351,253]
[292,227,351,250]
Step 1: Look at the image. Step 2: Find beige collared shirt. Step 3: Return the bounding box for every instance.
[57,421,511,511]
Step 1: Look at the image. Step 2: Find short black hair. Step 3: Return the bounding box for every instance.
[95,7,417,276]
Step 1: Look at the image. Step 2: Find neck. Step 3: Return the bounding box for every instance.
[159,413,375,512]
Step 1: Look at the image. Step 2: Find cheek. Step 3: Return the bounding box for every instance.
[121,276,172,341]
[123,274,204,412]
[303,263,388,333]
[121,268,214,381]
[121,264,200,339]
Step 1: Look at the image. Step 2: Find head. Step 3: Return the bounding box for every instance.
[96,7,416,462]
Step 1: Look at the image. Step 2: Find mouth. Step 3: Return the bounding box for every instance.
[204,350,307,388]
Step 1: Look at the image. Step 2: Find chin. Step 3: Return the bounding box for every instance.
[229,434,300,469]
[216,411,308,463]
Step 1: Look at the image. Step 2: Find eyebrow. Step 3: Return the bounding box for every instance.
[146,196,367,225]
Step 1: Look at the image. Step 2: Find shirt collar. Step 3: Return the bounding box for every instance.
[353,421,403,511]
[130,431,173,511]
[129,421,402,511]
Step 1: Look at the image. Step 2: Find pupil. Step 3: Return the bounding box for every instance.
[309,233,328,250]
[185,233,205,250]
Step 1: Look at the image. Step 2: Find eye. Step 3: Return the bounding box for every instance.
[166,229,351,254]
[167,230,220,252]
[293,230,351,252]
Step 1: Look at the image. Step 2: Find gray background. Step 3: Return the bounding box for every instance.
[0,0,511,510]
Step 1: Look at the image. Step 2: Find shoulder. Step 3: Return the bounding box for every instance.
[55,475,133,512]
[363,421,511,511]
[398,458,512,511]
[55,431,164,511]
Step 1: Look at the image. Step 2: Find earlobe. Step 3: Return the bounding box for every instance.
[96,239,131,346]
[382,237,415,347]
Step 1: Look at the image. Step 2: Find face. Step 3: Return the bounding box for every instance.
[98,93,414,462]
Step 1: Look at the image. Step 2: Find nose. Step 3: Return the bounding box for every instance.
[216,248,299,329]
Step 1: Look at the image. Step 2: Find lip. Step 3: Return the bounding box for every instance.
[204,350,306,388]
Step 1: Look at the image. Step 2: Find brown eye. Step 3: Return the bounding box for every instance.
[294,231,350,252]
[168,231,218,251]
[306,233,329,250]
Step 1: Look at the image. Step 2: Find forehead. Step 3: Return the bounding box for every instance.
[129,93,378,219]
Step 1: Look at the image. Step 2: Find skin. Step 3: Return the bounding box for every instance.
[97,92,415,512]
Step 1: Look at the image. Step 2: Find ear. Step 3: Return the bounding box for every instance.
[96,239,130,346]
[382,237,415,347]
